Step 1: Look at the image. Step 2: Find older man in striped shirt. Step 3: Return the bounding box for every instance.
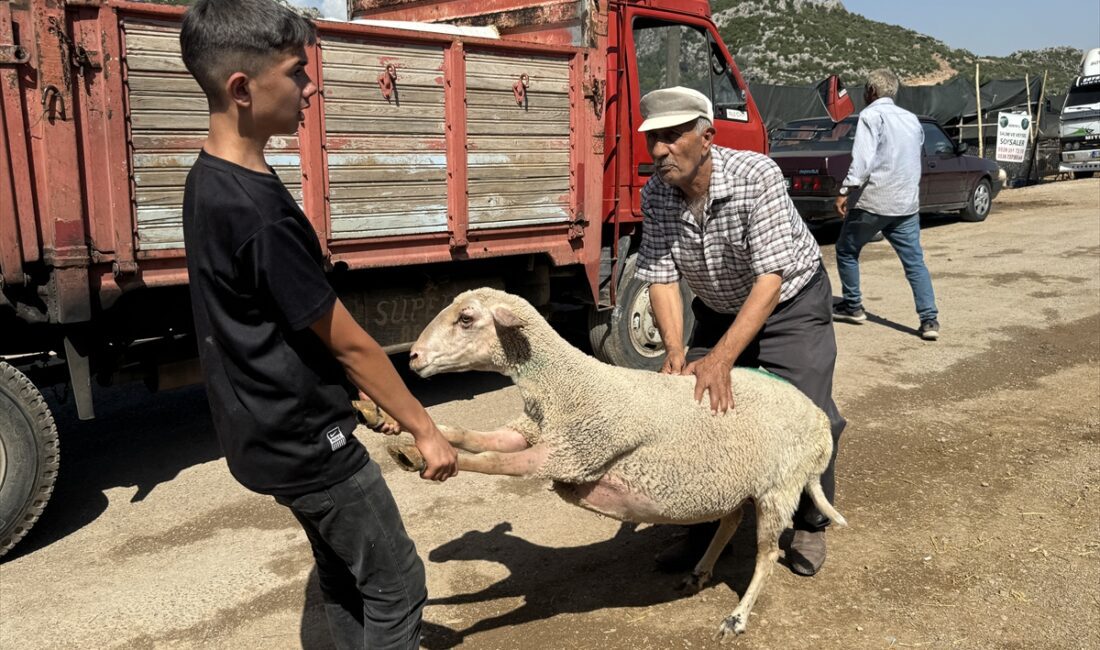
[635,87,845,577]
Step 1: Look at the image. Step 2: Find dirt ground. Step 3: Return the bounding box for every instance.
[2,179,1098,650]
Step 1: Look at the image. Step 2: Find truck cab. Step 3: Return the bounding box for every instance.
[1059,48,1100,178]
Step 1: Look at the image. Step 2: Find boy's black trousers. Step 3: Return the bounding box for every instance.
[276,459,426,649]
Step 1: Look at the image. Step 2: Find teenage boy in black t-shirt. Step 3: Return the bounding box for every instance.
[179,2,456,647]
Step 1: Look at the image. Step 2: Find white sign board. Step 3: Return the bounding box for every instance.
[996,111,1031,163]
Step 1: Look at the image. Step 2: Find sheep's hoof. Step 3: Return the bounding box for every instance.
[387,444,425,472]
[678,570,711,593]
[353,399,399,433]
[715,613,746,641]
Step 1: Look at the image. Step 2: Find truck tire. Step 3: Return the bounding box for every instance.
[0,361,59,558]
[588,253,695,370]
[959,178,992,222]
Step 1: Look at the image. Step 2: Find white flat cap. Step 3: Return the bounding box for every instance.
[638,86,714,132]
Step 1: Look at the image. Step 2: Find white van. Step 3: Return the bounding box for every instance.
[1060,48,1100,178]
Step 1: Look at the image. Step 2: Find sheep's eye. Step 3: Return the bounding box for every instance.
[458,313,474,327]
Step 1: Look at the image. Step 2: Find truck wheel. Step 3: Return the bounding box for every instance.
[588,253,695,370]
[960,178,992,222]
[0,361,59,558]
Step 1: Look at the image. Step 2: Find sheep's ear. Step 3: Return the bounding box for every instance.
[491,305,526,329]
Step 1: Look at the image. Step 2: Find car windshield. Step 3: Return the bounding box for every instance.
[771,119,857,152]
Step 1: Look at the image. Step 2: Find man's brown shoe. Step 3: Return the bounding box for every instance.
[783,529,826,576]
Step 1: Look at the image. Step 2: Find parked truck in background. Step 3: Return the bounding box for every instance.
[1059,47,1100,179]
[0,0,765,556]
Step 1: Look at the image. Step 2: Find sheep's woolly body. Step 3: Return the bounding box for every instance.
[472,289,834,525]
[410,287,844,638]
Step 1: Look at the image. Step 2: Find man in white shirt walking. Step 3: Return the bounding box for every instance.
[833,69,940,340]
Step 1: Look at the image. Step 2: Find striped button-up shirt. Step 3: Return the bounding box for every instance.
[636,146,822,312]
[842,97,924,216]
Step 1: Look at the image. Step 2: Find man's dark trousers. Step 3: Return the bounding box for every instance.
[275,459,426,649]
[688,265,846,530]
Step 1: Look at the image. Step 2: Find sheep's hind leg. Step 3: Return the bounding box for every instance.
[715,499,784,640]
[680,507,744,593]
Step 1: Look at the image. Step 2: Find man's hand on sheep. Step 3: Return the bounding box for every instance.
[684,352,735,414]
[660,347,688,374]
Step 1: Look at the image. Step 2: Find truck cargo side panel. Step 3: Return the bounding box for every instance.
[121,20,304,252]
[71,7,134,273]
[0,1,37,281]
[0,85,25,283]
[320,37,449,239]
[465,50,573,230]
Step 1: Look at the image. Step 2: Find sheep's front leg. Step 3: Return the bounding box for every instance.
[716,500,783,640]
[437,424,531,453]
[680,506,744,593]
[389,443,550,477]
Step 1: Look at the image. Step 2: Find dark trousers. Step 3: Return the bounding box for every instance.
[276,459,426,649]
[689,266,846,530]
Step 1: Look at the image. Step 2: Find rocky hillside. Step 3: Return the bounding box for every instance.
[714,0,1083,93]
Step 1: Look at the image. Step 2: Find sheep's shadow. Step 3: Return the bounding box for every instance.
[419,517,761,648]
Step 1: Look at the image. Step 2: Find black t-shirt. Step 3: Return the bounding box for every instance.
[183,150,367,496]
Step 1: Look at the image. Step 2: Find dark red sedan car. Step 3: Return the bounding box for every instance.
[770,116,1006,223]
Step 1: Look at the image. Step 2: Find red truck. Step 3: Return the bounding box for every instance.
[0,0,765,556]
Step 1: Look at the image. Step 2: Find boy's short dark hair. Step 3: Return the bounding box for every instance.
[180,0,317,109]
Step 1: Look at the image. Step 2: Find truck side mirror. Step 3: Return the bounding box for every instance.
[954,142,969,155]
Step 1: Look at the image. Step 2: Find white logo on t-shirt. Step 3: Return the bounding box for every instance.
[326,425,347,451]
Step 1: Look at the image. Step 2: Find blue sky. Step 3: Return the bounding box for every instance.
[294,0,346,20]
[293,0,1099,57]
[843,0,1099,56]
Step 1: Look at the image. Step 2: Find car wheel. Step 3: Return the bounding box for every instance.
[960,178,992,222]
[588,252,695,370]
[0,361,59,558]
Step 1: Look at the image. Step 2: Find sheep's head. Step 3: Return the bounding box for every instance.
[409,288,531,378]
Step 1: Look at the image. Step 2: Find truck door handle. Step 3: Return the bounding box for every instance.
[638,163,654,176]
[929,162,937,168]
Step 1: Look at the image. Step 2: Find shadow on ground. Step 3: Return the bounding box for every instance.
[415,519,763,649]
[3,382,221,562]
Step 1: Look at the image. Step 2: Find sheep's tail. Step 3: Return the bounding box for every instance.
[805,478,848,528]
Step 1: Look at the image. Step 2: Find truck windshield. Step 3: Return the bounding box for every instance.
[632,18,745,118]
[771,119,857,152]
[1066,87,1100,108]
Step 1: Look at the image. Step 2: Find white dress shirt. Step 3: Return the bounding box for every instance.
[843,97,924,216]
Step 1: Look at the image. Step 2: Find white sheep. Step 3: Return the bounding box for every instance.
[390,287,846,640]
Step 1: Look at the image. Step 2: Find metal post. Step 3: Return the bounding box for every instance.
[975,63,983,157]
